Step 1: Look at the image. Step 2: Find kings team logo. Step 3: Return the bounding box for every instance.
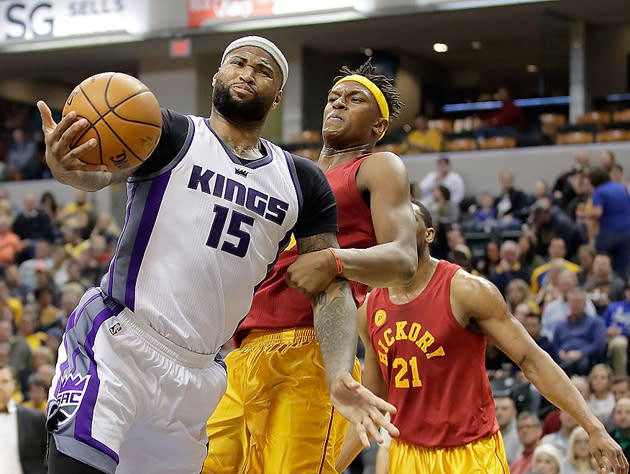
[53,373,91,427]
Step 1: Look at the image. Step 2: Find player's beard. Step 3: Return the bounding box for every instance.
[213,79,274,123]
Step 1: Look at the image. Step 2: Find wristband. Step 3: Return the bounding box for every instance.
[327,248,343,276]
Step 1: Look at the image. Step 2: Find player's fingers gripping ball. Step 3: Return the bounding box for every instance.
[63,72,162,171]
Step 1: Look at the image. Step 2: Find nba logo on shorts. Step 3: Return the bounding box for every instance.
[109,322,122,335]
[54,374,91,427]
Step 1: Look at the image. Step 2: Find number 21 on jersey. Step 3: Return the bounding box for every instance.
[393,356,422,388]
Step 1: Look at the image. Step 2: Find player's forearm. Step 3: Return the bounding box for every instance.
[520,347,606,435]
[336,425,365,472]
[52,168,116,192]
[312,279,358,389]
[336,244,417,288]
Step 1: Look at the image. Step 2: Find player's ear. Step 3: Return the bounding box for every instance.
[212,73,218,88]
[374,117,389,139]
[271,90,283,110]
[426,227,436,244]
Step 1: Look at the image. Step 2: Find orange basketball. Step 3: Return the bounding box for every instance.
[62,72,162,171]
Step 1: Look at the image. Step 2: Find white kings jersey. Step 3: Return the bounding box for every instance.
[100,111,336,354]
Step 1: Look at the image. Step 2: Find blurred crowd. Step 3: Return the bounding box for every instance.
[0,187,119,417]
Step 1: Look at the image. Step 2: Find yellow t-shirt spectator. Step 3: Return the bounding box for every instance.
[407,128,443,153]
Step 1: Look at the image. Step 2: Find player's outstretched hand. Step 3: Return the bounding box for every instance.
[37,100,106,174]
[589,427,629,474]
[287,249,338,298]
[330,372,399,448]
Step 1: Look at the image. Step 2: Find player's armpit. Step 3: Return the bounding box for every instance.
[286,232,340,298]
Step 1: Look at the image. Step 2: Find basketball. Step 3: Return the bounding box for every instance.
[62,72,162,171]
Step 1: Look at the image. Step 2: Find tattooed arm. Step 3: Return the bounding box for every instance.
[296,232,357,386]
[297,233,399,446]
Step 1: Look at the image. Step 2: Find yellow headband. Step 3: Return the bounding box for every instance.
[332,74,389,139]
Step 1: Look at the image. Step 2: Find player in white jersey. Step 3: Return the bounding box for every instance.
[37,36,398,474]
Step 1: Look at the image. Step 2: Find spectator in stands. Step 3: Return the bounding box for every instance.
[495,395,522,464]
[577,244,596,286]
[523,311,558,363]
[490,240,530,295]
[535,258,567,308]
[5,264,27,302]
[603,280,630,376]
[588,364,615,421]
[19,239,53,293]
[532,443,564,474]
[405,114,442,153]
[541,270,597,339]
[611,162,626,186]
[429,185,459,228]
[613,377,630,402]
[0,364,47,474]
[599,150,616,173]
[529,199,583,260]
[418,155,465,205]
[511,412,543,474]
[563,426,596,474]
[531,237,581,296]
[608,397,630,461]
[6,128,38,180]
[23,377,49,412]
[553,151,590,202]
[18,306,46,353]
[554,288,607,375]
[90,213,120,248]
[58,190,95,239]
[0,319,31,392]
[470,191,497,223]
[534,179,550,202]
[53,288,81,329]
[541,409,577,456]
[584,253,625,314]
[475,86,525,138]
[580,167,630,277]
[34,285,60,330]
[0,214,21,267]
[12,194,54,263]
[604,377,630,432]
[40,191,58,224]
[476,239,501,277]
[519,233,545,276]
[61,223,89,259]
[495,171,529,222]
[506,278,539,314]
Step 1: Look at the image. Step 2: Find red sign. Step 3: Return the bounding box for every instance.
[188,0,276,28]
[170,38,192,57]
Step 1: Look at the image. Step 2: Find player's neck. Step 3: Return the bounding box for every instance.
[209,110,264,151]
[318,143,373,170]
[389,252,438,303]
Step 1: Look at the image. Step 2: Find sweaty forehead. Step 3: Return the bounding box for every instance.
[225,46,280,73]
[332,80,372,98]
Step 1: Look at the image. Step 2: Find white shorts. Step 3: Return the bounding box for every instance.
[48,288,228,474]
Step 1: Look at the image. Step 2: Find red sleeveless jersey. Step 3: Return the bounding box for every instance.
[366,260,499,448]
[236,154,377,342]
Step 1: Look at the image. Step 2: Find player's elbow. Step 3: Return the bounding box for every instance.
[395,249,417,285]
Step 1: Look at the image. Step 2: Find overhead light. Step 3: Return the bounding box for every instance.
[433,42,448,53]
[527,64,538,73]
[363,48,373,57]
[471,41,482,49]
